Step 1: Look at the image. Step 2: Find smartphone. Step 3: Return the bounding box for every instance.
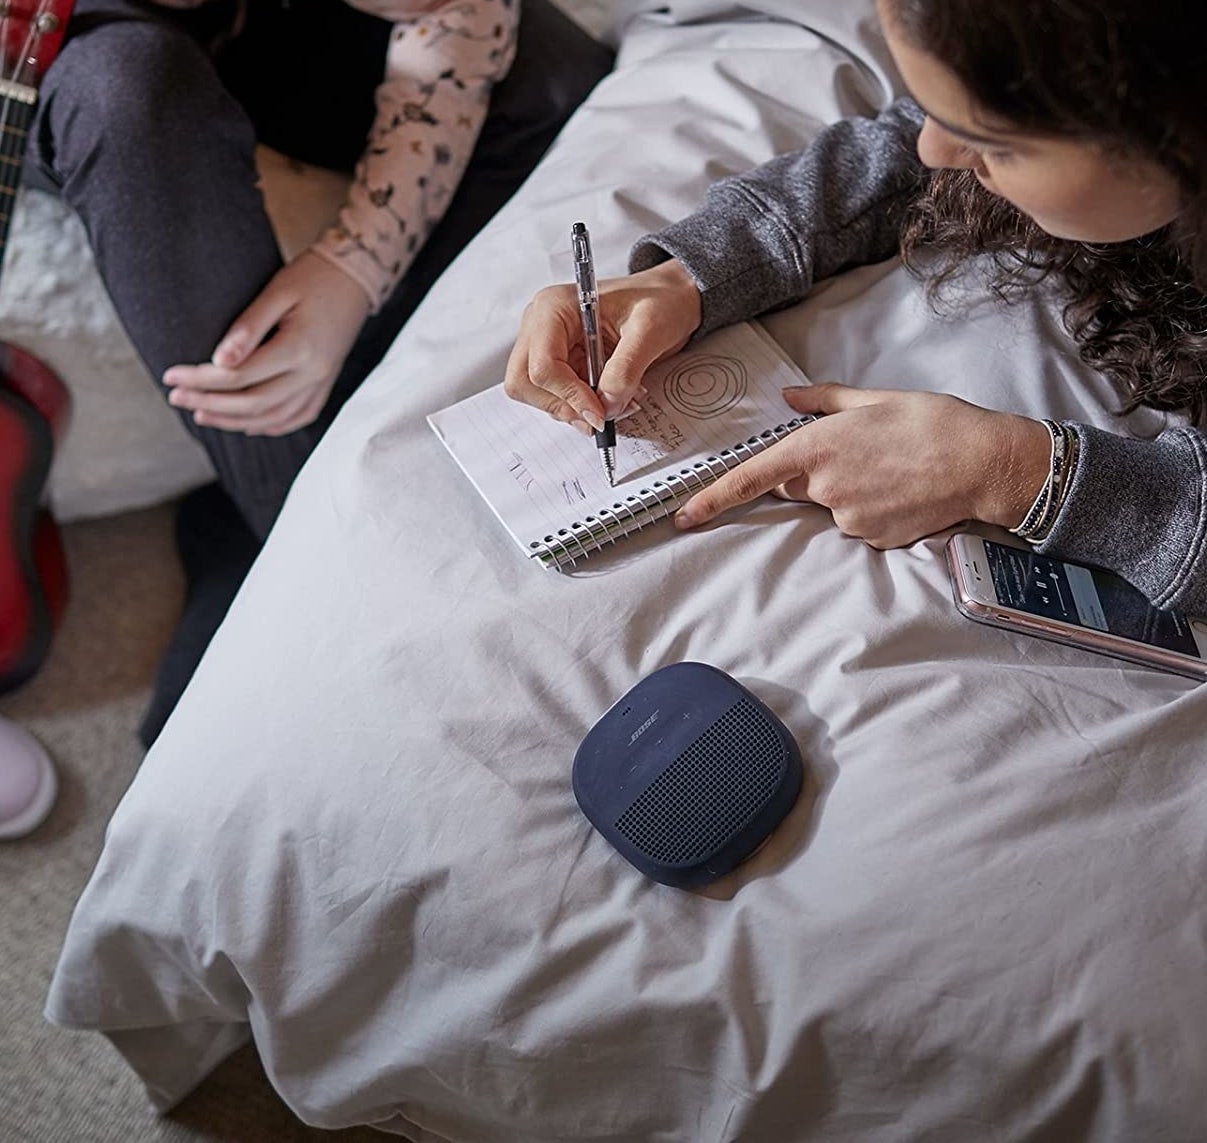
[945,532,1207,680]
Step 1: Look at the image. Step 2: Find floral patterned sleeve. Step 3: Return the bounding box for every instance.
[311,0,519,312]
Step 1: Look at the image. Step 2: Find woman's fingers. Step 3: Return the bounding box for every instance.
[675,424,823,528]
[505,259,703,426]
[781,382,885,414]
[504,293,605,427]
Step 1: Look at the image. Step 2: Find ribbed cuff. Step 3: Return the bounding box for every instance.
[1037,423,1207,610]
[312,228,392,315]
[629,184,810,338]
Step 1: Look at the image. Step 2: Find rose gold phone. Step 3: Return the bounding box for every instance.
[945,533,1207,681]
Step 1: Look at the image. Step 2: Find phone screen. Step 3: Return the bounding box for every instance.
[981,539,1202,658]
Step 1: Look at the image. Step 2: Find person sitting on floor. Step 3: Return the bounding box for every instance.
[25,0,614,750]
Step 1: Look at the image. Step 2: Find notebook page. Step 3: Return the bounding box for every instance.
[428,321,809,559]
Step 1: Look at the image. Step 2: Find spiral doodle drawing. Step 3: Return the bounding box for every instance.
[663,355,748,419]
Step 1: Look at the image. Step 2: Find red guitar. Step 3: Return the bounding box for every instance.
[0,0,75,694]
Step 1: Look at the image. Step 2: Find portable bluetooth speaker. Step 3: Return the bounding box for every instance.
[572,662,802,889]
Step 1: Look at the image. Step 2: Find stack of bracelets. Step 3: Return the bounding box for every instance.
[1009,419,1080,545]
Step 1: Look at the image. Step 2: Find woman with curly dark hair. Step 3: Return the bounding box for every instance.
[505,0,1207,614]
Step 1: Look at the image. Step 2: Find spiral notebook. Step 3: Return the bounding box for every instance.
[428,320,813,570]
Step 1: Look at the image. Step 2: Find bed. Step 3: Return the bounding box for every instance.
[45,2,1207,1140]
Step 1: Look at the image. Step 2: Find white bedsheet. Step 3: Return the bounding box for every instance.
[47,4,1207,1140]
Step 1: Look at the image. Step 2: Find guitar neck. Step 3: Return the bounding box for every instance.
[0,78,38,265]
[0,0,77,266]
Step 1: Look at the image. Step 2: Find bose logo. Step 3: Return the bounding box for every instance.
[628,710,659,746]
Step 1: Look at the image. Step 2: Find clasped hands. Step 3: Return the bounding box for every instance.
[504,258,1051,547]
[163,250,371,437]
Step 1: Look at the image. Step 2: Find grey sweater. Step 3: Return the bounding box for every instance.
[630,98,1207,615]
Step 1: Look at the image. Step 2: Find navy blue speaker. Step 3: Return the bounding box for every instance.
[572,662,802,889]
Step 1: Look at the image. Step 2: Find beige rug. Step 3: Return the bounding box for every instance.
[0,507,396,1142]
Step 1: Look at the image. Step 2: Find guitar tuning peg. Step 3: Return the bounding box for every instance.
[36,13,61,33]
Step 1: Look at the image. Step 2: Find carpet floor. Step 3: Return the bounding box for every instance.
[0,507,385,1142]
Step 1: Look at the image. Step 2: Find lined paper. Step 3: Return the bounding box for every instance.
[428,321,810,561]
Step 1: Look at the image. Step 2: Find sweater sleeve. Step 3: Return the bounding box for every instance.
[629,98,927,336]
[311,0,519,312]
[1038,424,1207,614]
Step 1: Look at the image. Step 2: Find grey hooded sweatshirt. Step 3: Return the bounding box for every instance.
[630,98,1207,615]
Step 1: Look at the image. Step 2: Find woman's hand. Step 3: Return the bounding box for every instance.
[162,251,371,437]
[504,258,702,433]
[674,384,1053,546]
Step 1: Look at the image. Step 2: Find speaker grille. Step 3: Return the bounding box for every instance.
[614,699,785,865]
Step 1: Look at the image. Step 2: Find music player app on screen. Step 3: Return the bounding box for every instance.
[982,540,1203,657]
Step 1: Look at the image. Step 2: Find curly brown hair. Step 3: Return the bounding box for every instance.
[887,0,1207,425]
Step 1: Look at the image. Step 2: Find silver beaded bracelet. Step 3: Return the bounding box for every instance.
[1009,419,1079,544]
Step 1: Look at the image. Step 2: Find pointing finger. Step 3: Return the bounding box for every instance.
[781,382,885,416]
[674,426,820,528]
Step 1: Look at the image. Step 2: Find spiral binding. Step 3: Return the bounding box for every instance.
[531,416,814,570]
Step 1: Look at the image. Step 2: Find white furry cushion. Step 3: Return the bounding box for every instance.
[0,187,212,522]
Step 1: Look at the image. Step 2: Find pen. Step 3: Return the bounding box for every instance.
[571,221,617,487]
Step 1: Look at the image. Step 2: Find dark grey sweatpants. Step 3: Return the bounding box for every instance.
[29,0,613,538]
